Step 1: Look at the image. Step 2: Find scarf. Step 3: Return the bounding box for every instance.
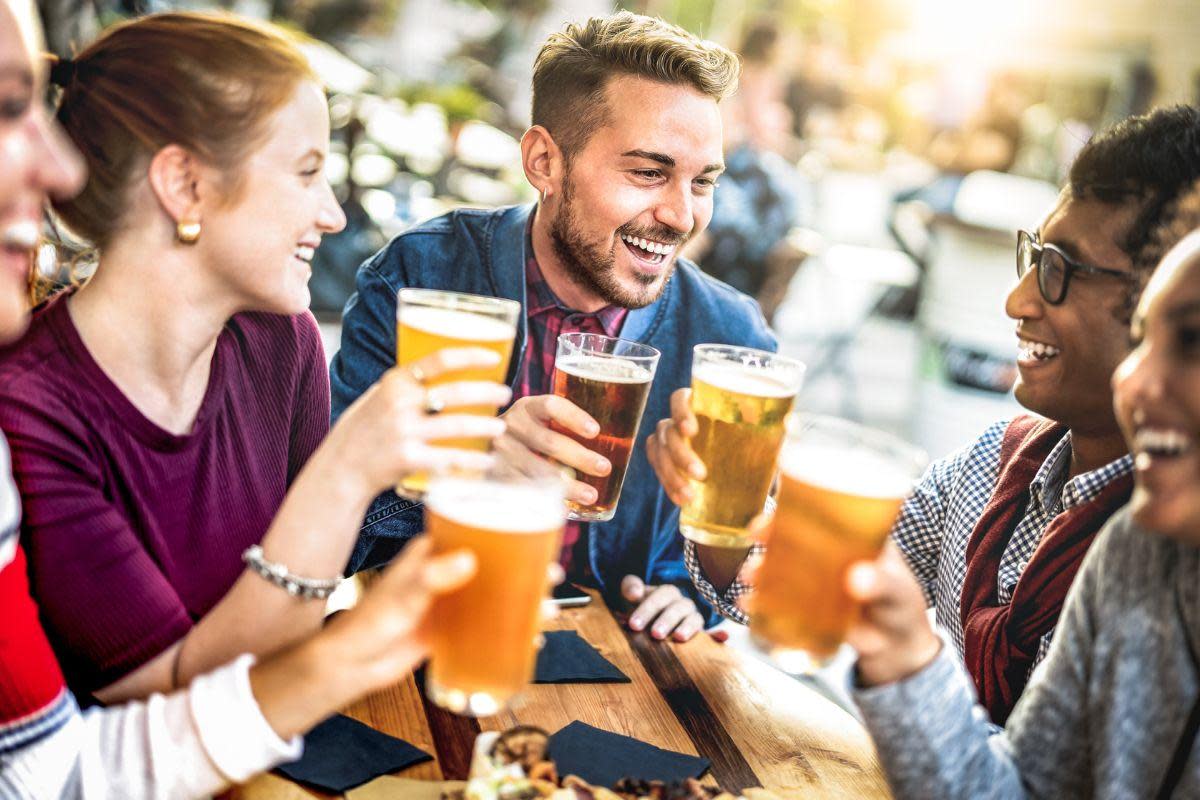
[960,415,1132,725]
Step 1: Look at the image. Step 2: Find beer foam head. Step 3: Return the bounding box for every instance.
[556,355,653,384]
[781,443,917,500]
[399,306,515,343]
[693,361,798,398]
[426,477,565,533]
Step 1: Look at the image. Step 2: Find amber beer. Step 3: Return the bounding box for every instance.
[550,334,659,521]
[679,346,805,547]
[425,475,565,716]
[750,415,926,670]
[395,289,520,498]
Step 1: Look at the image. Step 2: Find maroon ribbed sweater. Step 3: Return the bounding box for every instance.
[0,294,329,696]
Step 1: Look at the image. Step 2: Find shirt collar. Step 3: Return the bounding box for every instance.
[523,218,627,336]
[1028,430,1134,513]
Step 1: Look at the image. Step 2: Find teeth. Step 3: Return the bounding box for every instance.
[1,222,39,251]
[621,234,675,256]
[1018,338,1061,360]
[294,245,315,262]
[1134,427,1193,457]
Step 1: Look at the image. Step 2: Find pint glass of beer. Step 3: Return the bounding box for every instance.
[750,414,926,671]
[679,345,805,547]
[395,289,520,499]
[424,474,565,717]
[550,333,659,521]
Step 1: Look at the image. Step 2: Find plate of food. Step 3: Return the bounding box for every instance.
[446,726,784,800]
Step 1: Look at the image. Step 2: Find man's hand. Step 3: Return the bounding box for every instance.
[621,576,704,642]
[645,388,705,506]
[495,395,610,506]
[845,542,941,687]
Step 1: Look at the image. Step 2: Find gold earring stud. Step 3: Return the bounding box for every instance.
[176,220,201,245]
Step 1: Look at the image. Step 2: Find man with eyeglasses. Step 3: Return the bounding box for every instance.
[650,104,1200,723]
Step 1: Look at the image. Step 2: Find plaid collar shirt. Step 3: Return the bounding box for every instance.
[514,229,627,578]
[685,418,1133,674]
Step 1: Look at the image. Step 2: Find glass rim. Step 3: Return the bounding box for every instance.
[556,331,661,363]
[784,412,928,475]
[692,343,805,371]
[397,288,521,321]
[424,472,567,530]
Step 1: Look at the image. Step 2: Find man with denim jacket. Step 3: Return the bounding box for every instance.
[330,12,775,640]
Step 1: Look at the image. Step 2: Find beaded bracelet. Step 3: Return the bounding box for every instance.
[241,545,343,600]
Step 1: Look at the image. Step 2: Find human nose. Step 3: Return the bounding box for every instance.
[32,113,85,200]
[1005,260,1043,322]
[653,181,693,236]
[317,179,347,234]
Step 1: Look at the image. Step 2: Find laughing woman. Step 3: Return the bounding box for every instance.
[0,0,490,796]
[0,11,511,706]
[846,186,1200,798]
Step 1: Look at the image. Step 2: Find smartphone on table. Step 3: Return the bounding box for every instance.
[551,582,592,607]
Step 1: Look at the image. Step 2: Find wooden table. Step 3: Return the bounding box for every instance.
[232,592,889,799]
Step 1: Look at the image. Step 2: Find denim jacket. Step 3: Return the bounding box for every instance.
[330,204,776,623]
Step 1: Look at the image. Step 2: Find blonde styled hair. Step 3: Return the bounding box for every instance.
[531,11,739,159]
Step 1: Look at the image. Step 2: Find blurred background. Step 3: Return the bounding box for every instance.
[40,0,1200,459]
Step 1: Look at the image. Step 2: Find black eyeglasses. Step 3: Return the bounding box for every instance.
[1016,229,1135,305]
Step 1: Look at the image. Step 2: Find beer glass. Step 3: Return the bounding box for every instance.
[679,345,805,547]
[395,289,520,499]
[550,333,659,522]
[424,473,566,717]
[750,414,927,672]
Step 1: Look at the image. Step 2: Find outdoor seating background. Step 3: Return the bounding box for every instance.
[40,0,1200,451]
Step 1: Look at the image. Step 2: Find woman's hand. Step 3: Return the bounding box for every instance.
[249,537,476,739]
[844,542,941,687]
[321,538,475,690]
[328,347,513,494]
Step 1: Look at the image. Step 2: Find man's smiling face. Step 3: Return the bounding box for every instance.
[546,73,724,309]
[1005,193,1140,435]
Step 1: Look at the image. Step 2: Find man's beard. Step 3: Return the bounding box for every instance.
[548,173,687,310]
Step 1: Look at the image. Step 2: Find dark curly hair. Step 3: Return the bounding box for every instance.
[1068,105,1200,282]
[1138,178,1200,277]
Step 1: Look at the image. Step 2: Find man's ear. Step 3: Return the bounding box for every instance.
[521,125,565,203]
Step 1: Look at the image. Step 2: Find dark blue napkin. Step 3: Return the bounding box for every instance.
[548,721,710,786]
[275,713,432,792]
[535,630,630,684]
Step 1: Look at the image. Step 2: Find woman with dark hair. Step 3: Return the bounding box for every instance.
[0,9,511,708]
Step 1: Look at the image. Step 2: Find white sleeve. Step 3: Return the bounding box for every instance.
[1,655,302,800]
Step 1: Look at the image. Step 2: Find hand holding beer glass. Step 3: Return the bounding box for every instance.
[395,289,520,499]
[679,345,805,547]
[749,414,926,672]
[424,473,566,717]
[550,333,659,521]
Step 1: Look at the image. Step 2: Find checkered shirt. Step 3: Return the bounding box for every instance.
[514,237,627,578]
[685,419,1134,673]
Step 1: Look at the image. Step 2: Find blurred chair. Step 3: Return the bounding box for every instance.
[775,238,919,421]
[911,171,1059,457]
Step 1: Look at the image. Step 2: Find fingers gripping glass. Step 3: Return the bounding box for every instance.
[1016,229,1134,305]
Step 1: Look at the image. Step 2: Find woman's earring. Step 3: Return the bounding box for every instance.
[176,220,201,245]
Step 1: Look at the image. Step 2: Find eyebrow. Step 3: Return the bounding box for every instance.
[621,149,723,174]
[298,148,325,162]
[1037,228,1127,271]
